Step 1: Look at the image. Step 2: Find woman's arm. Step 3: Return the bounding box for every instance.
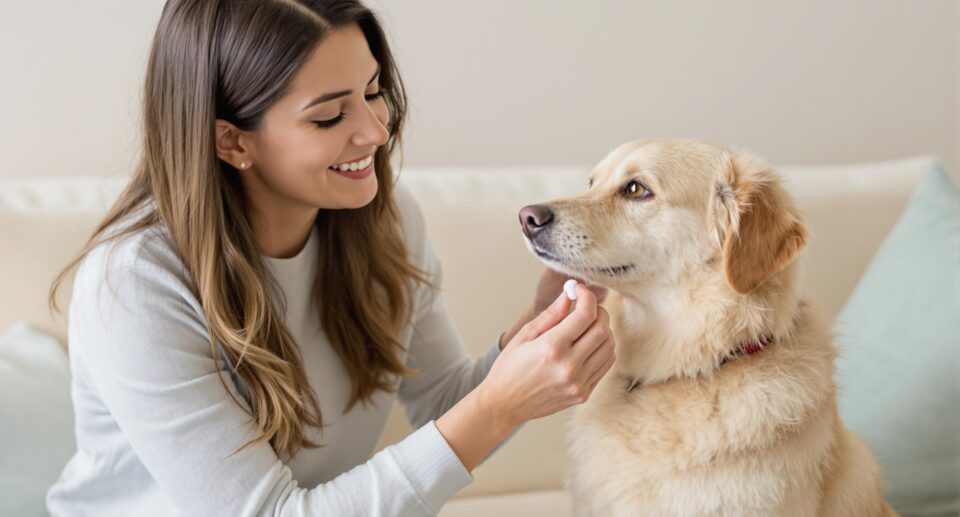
[68,255,472,516]
[432,282,609,472]
[396,227,610,472]
[395,235,517,471]
[394,183,613,472]
[434,388,516,472]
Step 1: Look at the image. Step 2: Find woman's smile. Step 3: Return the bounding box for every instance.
[328,153,374,179]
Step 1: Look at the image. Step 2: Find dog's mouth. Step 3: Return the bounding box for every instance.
[532,246,635,277]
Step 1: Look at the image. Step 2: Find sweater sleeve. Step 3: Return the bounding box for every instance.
[69,246,472,517]
[394,184,516,465]
[396,227,503,430]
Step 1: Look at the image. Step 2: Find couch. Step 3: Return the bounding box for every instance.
[0,155,949,516]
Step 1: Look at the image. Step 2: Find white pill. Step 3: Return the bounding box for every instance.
[563,279,578,301]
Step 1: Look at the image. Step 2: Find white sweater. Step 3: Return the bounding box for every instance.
[46,184,504,516]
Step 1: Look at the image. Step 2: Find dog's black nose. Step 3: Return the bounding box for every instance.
[519,204,555,239]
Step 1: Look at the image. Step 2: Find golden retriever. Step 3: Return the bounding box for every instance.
[519,139,895,516]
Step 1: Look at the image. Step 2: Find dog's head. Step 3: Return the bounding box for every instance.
[520,139,808,297]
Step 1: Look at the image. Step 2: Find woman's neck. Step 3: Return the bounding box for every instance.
[241,173,320,259]
[250,198,319,259]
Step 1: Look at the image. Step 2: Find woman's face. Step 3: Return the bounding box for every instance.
[230,24,390,214]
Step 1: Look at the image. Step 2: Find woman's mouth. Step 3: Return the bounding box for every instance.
[328,154,374,179]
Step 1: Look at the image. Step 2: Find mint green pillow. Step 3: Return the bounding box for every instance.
[0,322,75,516]
[835,163,960,516]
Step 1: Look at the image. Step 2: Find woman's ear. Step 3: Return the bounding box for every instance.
[214,119,253,170]
[718,153,809,294]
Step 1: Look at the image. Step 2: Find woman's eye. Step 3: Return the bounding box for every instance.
[313,90,384,128]
[624,180,653,199]
[313,113,345,128]
[313,91,385,129]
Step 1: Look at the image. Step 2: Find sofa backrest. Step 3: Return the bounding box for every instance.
[0,157,933,345]
[0,156,938,496]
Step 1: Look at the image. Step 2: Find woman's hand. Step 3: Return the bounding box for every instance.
[435,283,615,472]
[481,283,616,428]
[532,268,608,313]
[500,268,608,350]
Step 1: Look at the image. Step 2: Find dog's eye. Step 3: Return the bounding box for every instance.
[624,180,653,200]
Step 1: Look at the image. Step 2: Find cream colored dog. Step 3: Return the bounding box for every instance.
[519,139,895,516]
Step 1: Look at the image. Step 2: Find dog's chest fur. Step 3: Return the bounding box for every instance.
[566,300,842,516]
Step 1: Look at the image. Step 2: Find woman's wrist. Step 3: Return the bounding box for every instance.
[474,380,521,434]
[435,384,518,472]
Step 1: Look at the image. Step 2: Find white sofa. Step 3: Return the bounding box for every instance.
[0,156,939,515]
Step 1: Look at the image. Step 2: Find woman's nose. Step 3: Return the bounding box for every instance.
[351,100,390,148]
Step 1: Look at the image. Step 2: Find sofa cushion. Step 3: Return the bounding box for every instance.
[835,163,960,516]
[0,323,74,517]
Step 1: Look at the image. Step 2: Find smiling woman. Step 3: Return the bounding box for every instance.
[214,21,393,256]
[41,1,616,516]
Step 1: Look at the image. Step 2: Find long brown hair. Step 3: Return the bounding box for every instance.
[49,0,430,459]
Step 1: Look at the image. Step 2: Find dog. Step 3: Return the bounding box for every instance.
[519,139,895,516]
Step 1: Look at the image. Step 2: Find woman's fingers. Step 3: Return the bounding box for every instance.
[542,284,597,344]
[569,306,610,363]
[513,290,571,344]
[583,336,616,393]
[579,325,613,374]
[566,274,607,304]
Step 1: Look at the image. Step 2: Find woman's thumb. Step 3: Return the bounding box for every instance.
[514,291,571,343]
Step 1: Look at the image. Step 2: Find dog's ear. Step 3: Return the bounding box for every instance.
[716,153,808,294]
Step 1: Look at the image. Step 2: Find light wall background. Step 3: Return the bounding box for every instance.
[1,0,957,179]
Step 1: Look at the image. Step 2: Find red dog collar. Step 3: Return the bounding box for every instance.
[625,334,775,392]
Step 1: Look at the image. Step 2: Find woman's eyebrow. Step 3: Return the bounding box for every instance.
[300,66,381,112]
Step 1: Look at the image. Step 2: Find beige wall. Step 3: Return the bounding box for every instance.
[1,0,957,179]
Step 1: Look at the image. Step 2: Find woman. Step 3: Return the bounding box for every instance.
[46,1,615,515]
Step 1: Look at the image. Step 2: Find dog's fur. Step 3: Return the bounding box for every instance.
[521,140,895,516]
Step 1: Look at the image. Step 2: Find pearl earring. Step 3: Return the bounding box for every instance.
[239,161,247,169]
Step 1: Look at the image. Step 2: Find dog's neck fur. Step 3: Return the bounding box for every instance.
[611,258,805,386]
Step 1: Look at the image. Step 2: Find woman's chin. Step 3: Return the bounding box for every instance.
[335,176,379,209]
